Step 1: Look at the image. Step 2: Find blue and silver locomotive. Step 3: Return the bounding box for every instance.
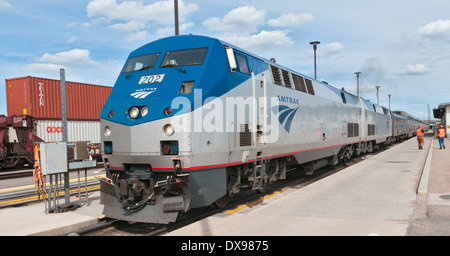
[99,35,427,223]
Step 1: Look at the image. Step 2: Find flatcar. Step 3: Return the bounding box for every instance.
[99,35,427,223]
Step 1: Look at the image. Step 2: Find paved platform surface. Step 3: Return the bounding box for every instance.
[0,191,103,236]
[167,133,450,236]
[0,133,448,236]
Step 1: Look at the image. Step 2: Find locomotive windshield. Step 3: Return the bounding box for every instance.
[121,52,160,73]
[160,47,208,67]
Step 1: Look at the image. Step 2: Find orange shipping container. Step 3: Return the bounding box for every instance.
[5,76,112,121]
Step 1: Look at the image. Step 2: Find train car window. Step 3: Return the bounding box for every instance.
[236,53,250,74]
[305,79,315,95]
[121,53,160,73]
[281,70,292,88]
[178,81,194,94]
[270,65,282,86]
[160,47,208,67]
[373,104,376,112]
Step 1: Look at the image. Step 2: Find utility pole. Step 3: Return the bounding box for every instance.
[60,69,70,206]
[375,86,380,105]
[354,72,361,98]
[309,41,320,79]
[388,94,391,111]
[174,0,179,35]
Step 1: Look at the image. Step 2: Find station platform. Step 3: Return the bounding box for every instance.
[166,133,450,236]
[0,133,448,236]
[0,190,104,236]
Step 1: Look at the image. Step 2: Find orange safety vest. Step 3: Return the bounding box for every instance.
[438,128,446,138]
[416,129,424,137]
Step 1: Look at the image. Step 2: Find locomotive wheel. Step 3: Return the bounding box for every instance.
[213,195,230,208]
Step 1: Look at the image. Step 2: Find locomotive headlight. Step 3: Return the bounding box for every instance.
[163,124,175,136]
[141,106,148,117]
[129,107,139,119]
[105,126,111,137]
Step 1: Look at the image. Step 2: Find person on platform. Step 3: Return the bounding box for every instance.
[416,125,425,150]
[438,125,446,149]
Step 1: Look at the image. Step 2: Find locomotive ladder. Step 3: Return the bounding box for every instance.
[250,153,266,190]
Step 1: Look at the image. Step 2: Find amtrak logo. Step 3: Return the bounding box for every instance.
[130,88,156,99]
[272,105,299,132]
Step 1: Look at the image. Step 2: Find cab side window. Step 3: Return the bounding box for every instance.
[236,53,250,74]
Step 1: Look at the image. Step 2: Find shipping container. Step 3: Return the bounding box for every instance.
[8,120,101,143]
[5,76,112,120]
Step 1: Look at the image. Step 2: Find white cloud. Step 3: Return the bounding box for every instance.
[203,7,301,53]
[22,49,99,73]
[418,19,450,42]
[0,0,12,8]
[203,6,266,35]
[35,49,98,66]
[86,0,198,41]
[319,42,343,56]
[268,13,313,27]
[124,30,147,42]
[397,64,430,76]
[21,63,65,74]
[220,30,294,52]
[87,0,198,27]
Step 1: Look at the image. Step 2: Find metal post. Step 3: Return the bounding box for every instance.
[354,72,361,98]
[85,168,89,205]
[309,41,320,79]
[376,86,380,105]
[174,0,179,36]
[388,94,391,111]
[78,169,81,206]
[60,69,70,206]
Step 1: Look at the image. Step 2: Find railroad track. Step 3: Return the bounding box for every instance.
[0,174,104,208]
[0,162,103,180]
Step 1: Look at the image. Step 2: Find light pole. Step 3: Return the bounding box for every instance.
[309,41,320,79]
[375,86,380,105]
[388,94,391,111]
[174,0,179,35]
[354,72,361,98]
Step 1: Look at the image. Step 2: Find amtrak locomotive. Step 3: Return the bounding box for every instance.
[99,35,428,223]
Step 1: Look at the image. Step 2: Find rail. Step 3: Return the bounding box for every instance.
[0,174,104,208]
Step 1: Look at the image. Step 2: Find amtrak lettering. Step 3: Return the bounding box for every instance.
[277,95,299,105]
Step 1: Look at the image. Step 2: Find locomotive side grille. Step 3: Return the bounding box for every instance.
[347,123,359,138]
[239,124,252,147]
[270,65,282,85]
[281,69,291,87]
[292,74,307,93]
[368,124,375,136]
[305,79,315,95]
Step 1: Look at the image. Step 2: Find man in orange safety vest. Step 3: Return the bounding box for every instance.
[438,124,446,149]
[416,125,425,150]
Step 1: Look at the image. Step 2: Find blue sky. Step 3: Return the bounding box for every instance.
[1,0,450,120]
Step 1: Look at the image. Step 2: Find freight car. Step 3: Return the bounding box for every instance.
[3,76,113,167]
[0,114,104,168]
[99,35,429,224]
[0,115,43,168]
